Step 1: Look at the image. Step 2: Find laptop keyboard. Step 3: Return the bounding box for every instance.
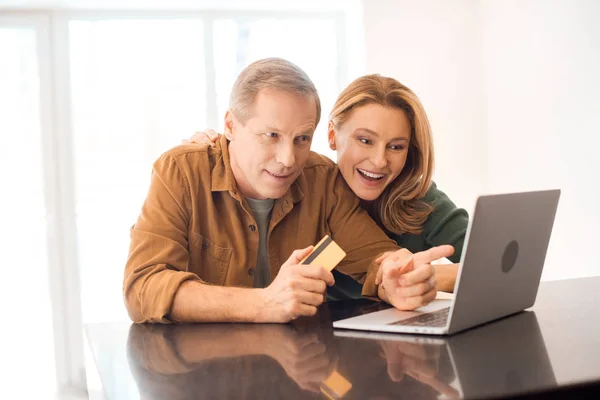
[389,307,450,327]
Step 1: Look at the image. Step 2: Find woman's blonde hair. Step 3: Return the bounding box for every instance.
[230,57,321,126]
[329,74,434,235]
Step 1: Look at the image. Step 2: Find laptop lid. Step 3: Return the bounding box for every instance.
[447,189,560,334]
[332,189,560,336]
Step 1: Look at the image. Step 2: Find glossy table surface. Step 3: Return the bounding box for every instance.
[86,277,600,399]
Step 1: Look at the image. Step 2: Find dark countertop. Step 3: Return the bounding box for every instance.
[86,277,600,399]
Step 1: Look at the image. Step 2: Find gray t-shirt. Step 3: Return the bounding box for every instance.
[245,197,275,288]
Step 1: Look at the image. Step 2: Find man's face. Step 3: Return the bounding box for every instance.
[227,89,317,199]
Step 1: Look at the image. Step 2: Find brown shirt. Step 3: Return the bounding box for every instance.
[124,135,399,323]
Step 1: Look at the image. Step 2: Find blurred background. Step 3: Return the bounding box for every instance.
[0,0,598,398]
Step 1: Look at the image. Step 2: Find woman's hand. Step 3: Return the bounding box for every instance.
[182,129,221,146]
[376,246,454,311]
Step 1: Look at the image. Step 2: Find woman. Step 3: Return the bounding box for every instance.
[187,75,468,299]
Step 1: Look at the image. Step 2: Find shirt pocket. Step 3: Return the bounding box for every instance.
[189,232,233,285]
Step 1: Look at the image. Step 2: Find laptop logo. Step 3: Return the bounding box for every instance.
[502,240,519,273]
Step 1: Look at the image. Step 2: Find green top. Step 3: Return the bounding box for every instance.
[327,181,469,301]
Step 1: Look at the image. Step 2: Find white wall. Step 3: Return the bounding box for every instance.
[481,0,600,280]
[363,0,600,280]
[363,0,487,211]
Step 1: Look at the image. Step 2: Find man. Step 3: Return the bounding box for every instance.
[124,58,452,323]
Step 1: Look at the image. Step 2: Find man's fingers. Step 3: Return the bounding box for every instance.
[375,265,384,285]
[292,276,327,295]
[397,256,415,275]
[383,259,399,281]
[378,249,412,265]
[376,249,413,284]
[382,256,414,286]
[403,287,437,310]
[293,303,319,318]
[285,246,314,266]
[376,254,399,285]
[294,290,326,307]
[375,251,396,265]
[298,265,335,286]
[399,264,435,287]
[413,245,454,265]
[394,277,436,298]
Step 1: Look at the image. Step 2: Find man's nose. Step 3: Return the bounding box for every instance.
[276,144,296,168]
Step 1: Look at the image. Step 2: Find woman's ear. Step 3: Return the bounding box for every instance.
[327,121,337,151]
[224,110,236,141]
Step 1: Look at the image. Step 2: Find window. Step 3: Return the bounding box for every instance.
[69,18,208,323]
[0,22,56,397]
[0,6,357,397]
[212,17,340,136]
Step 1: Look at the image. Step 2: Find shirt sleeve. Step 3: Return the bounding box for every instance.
[123,153,203,324]
[325,170,400,300]
[422,182,469,263]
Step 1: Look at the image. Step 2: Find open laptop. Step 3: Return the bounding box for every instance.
[333,189,561,335]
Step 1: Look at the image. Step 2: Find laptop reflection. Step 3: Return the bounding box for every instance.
[333,311,556,399]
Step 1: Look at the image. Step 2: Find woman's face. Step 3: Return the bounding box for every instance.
[329,103,412,201]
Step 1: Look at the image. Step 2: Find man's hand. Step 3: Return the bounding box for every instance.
[258,246,335,323]
[182,129,220,146]
[376,246,454,311]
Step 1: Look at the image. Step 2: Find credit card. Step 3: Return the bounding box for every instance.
[321,370,353,399]
[300,235,346,272]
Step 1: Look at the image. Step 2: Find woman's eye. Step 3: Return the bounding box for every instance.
[389,144,406,151]
[265,132,279,138]
[359,138,371,145]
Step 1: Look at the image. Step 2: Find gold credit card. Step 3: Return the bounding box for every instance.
[300,235,346,272]
[321,370,353,399]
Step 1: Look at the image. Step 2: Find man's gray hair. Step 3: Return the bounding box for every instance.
[229,57,321,126]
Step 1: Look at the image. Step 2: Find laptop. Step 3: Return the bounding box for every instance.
[333,189,561,335]
[333,311,556,399]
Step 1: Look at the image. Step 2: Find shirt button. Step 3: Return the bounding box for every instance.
[248,267,255,276]
[249,224,256,232]
[202,242,209,249]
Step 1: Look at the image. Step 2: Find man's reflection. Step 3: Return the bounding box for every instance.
[127,322,337,399]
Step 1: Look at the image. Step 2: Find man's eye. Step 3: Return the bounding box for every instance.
[265,132,279,138]
[297,135,311,143]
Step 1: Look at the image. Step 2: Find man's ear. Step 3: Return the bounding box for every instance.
[327,121,337,151]
[224,110,236,141]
